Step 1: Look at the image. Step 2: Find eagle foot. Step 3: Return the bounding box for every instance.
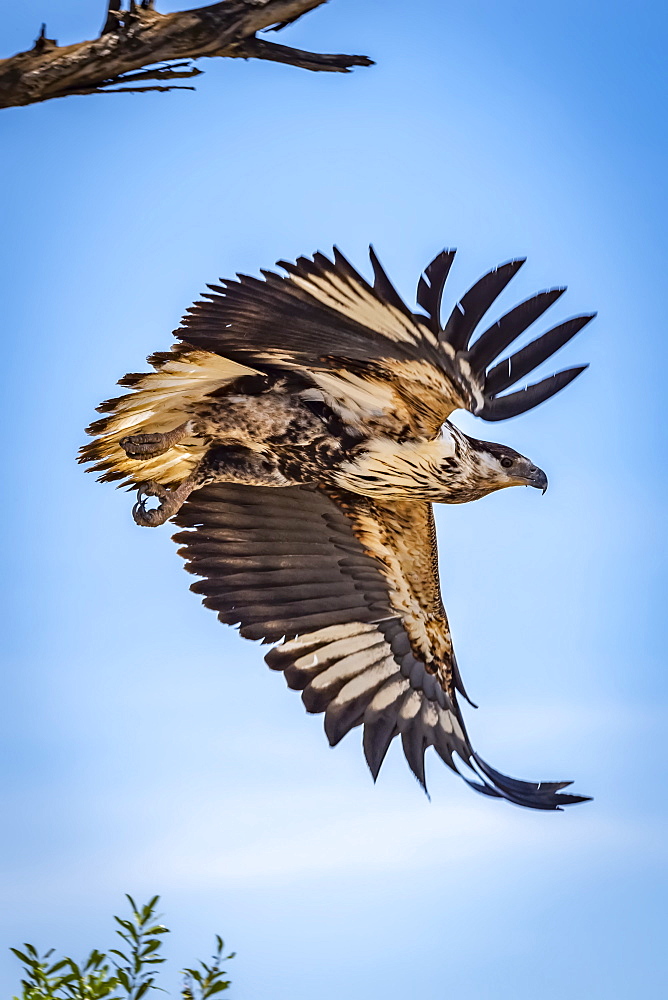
[120,420,195,459]
[133,480,187,527]
[120,432,171,458]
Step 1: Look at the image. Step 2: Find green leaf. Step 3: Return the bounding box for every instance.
[47,958,70,975]
[56,970,77,983]
[182,969,201,983]
[10,948,33,965]
[144,896,160,917]
[116,968,131,990]
[140,941,161,956]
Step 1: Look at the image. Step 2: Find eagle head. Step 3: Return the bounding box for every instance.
[443,431,548,502]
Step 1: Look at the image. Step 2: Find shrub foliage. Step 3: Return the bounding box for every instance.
[11,896,233,999]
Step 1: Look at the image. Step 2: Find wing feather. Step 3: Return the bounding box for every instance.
[173,483,588,809]
[363,675,411,779]
[483,315,595,394]
[416,249,457,333]
[466,288,567,375]
[478,366,589,421]
[441,259,527,352]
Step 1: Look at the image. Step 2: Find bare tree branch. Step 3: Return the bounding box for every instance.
[232,36,372,73]
[0,1,373,110]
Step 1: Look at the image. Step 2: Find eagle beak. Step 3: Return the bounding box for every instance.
[526,466,548,494]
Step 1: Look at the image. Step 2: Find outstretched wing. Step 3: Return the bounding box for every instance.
[177,247,458,438]
[173,483,588,809]
[176,247,594,435]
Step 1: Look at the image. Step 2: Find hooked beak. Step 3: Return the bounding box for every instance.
[525,466,548,494]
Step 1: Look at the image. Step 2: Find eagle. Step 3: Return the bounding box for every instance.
[80,246,594,809]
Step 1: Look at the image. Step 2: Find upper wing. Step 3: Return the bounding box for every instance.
[172,483,589,809]
[176,247,594,434]
[80,247,594,484]
[177,247,458,437]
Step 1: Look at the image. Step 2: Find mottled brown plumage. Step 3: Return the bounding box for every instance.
[80,246,595,808]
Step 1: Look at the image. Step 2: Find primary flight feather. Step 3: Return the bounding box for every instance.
[80,246,594,809]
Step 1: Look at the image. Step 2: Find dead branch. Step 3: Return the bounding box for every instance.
[0,1,373,110]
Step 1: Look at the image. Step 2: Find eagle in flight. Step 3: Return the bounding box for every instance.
[80,247,594,809]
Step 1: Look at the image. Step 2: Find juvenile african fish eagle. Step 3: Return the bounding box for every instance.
[81,247,594,809]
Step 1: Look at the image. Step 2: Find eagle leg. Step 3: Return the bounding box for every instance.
[120,420,195,459]
[132,444,293,527]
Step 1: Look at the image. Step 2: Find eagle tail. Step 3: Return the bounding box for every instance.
[78,346,257,487]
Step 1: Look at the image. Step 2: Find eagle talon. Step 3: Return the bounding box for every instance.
[133,480,174,527]
[132,478,196,527]
[136,480,168,501]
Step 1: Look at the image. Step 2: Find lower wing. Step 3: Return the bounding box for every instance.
[172,483,589,809]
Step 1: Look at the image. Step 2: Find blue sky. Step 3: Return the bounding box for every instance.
[1,1,666,997]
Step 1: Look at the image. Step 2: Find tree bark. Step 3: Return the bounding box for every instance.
[0,1,373,110]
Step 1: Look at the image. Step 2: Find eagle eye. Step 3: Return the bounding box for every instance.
[500,457,514,468]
